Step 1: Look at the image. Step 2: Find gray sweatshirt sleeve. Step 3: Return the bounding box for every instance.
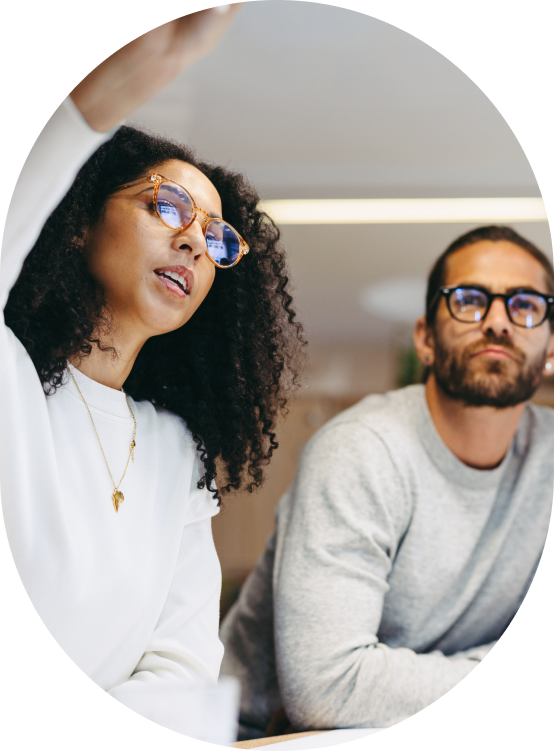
[273,420,484,729]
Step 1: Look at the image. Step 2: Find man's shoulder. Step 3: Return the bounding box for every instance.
[525,400,554,444]
[322,384,423,437]
[528,400,554,424]
[306,384,423,462]
[285,387,422,538]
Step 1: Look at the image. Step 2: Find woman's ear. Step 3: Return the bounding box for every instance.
[72,225,92,254]
[413,316,435,367]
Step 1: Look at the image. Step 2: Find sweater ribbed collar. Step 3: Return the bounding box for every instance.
[411,384,522,491]
[64,362,133,419]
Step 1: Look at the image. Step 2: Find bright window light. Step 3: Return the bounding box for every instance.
[258,198,547,224]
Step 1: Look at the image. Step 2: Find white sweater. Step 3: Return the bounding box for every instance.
[0,99,223,708]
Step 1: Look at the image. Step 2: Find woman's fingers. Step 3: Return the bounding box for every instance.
[131,6,239,71]
[173,6,239,61]
[71,5,240,133]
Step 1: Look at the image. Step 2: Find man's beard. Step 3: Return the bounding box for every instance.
[432,330,546,408]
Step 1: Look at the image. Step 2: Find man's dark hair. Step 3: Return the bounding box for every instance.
[425,225,554,328]
[4,126,306,501]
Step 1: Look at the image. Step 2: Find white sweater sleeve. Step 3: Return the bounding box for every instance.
[0,96,115,560]
[0,96,114,546]
[1,97,111,314]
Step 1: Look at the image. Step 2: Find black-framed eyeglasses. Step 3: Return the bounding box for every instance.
[434,285,554,329]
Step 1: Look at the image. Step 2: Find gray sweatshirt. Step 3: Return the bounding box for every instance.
[220,385,554,732]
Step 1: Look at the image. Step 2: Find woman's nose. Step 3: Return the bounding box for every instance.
[171,220,207,262]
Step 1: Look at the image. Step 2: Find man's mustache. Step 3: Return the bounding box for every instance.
[462,332,526,366]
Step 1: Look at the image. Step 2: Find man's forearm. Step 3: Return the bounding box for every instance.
[278,640,482,730]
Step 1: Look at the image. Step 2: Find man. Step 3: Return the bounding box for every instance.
[219,225,554,738]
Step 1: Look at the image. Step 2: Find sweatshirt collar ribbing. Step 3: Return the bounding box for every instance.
[411,385,516,491]
[64,362,133,419]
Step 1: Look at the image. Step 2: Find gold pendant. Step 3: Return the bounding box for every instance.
[112,489,124,512]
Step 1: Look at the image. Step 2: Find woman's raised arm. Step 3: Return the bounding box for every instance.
[1,7,240,315]
[71,6,239,133]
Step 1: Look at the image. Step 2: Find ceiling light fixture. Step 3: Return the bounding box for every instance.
[258,197,547,225]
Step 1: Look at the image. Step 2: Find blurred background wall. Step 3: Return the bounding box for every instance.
[129,1,553,614]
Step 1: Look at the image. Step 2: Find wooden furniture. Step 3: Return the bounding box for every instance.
[233,731,326,748]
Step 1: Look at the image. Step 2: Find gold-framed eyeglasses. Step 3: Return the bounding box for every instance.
[111,174,249,269]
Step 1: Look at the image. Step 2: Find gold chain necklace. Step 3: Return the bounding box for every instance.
[69,369,137,513]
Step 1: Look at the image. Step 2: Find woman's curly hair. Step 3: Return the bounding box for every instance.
[5,126,305,501]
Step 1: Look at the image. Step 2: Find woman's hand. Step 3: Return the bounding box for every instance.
[71,5,240,133]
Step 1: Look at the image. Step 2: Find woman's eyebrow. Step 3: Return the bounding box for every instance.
[134,185,223,219]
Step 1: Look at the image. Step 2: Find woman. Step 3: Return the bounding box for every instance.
[0,10,302,717]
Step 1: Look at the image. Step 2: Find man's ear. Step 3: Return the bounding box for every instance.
[542,331,554,376]
[413,316,435,367]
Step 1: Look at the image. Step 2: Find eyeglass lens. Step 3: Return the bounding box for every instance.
[156,183,241,267]
[205,221,241,267]
[156,183,195,229]
[448,287,547,328]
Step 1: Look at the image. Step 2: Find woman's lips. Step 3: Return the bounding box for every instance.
[156,274,186,298]
[154,265,194,299]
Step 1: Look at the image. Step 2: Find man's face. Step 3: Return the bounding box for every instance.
[424,240,554,408]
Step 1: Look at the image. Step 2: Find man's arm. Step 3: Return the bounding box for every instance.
[273,419,488,730]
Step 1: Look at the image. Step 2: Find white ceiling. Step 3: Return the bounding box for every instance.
[129,0,551,344]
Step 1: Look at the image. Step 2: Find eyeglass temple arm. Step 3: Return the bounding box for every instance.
[112,175,161,193]
[426,288,446,316]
